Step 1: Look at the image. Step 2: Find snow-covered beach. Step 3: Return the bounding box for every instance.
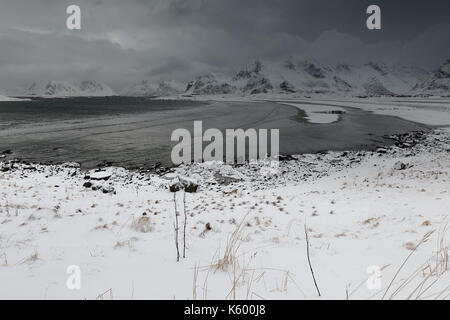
[2,0,450,306]
[1,97,449,299]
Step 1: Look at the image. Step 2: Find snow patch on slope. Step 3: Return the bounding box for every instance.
[0,95,29,101]
[413,60,450,97]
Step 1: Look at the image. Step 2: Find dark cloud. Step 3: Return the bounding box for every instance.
[0,0,449,92]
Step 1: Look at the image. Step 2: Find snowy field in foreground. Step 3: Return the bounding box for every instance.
[0,126,449,299]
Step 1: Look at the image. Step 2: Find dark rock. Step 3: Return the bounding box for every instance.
[83,181,93,188]
[102,186,115,194]
[394,161,407,170]
[185,183,199,193]
[278,154,298,161]
[156,166,171,175]
[169,176,199,193]
[62,162,81,168]
[2,150,13,155]
[214,172,241,186]
[150,162,162,170]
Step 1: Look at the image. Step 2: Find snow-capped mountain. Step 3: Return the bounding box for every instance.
[5,59,448,99]
[78,81,116,96]
[413,60,450,97]
[25,80,116,97]
[185,74,237,96]
[121,80,184,97]
[120,80,158,97]
[184,59,431,97]
[155,81,185,97]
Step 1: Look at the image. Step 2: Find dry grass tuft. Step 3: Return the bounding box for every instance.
[21,252,39,264]
[211,213,249,272]
[95,288,113,300]
[131,216,152,233]
[374,228,450,300]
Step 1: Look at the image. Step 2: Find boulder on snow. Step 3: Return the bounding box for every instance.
[169,176,199,193]
[394,161,409,170]
[83,181,93,188]
[101,186,116,194]
[394,161,406,170]
[62,162,81,168]
[278,154,298,161]
[376,148,388,154]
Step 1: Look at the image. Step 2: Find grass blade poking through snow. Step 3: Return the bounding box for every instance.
[305,223,321,297]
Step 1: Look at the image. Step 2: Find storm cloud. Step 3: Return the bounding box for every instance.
[0,0,449,92]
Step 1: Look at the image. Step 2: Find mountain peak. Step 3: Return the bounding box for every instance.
[24,80,116,97]
[121,79,184,97]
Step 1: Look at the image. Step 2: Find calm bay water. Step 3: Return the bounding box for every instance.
[0,97,427,169]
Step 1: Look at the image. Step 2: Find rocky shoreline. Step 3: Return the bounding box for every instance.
[0,129,446,191]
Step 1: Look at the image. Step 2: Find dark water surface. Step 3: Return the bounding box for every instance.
[0,97,427,169]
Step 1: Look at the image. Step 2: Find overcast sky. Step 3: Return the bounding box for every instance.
[0,0,449,92]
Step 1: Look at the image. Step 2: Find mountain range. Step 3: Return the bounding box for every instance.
[24,80,116,97]
[183,59,447,97]
[7,59,450,98]
[120,80,184,97]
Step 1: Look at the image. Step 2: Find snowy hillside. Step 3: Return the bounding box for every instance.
[25,80,116,97]
[121,80,184,97]
[413,60,450,97]
[78,81,116,97]
[184,59,430,97]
